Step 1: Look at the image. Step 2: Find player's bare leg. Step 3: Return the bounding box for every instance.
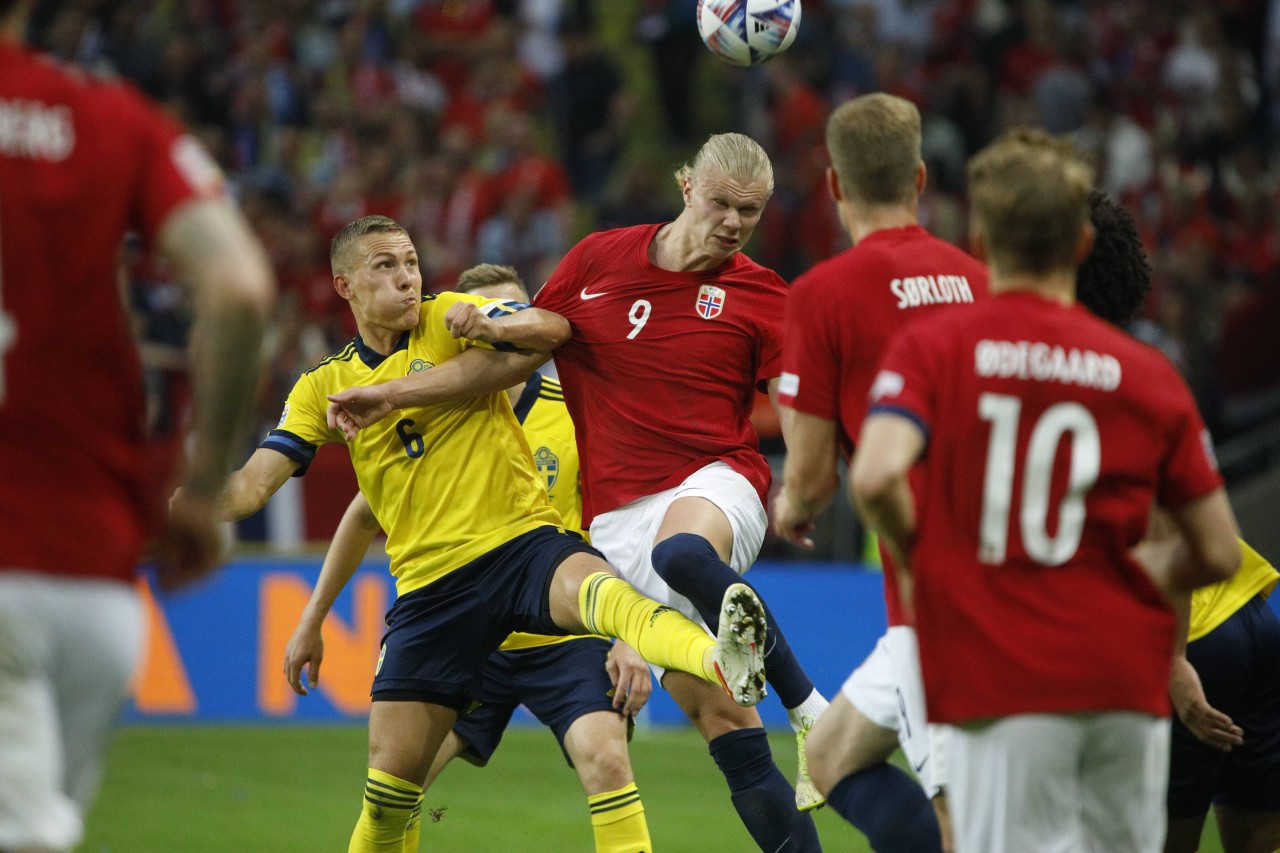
[809,694,943,852]
[651,497,829,808]
[349,701,453,853]
[563,711,651,853]
[1213,805,1280,853]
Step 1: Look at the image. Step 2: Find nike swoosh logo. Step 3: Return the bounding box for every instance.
[913,756,929,773]
[579,288,608,300]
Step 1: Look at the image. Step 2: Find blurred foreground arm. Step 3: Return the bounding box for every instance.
[154,198,276,588]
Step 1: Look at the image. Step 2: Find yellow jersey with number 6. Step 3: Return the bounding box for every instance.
[263,292,563,597]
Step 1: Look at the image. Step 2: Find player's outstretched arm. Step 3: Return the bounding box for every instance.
[606,641,652,717]
[215,449,301,521]
[327,347,552,440]
[774,406,841,549]
[284,492,381,696]
[444,302,571,352]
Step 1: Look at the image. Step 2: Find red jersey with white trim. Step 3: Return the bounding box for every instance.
[535,223,784,524]
[870,291,1223,723]
[781,225,988,625]
[0,42,221,583]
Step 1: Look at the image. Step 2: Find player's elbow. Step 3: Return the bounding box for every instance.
[849,459,901,516]
[1194,536,1241,587]
[543,312,571,349]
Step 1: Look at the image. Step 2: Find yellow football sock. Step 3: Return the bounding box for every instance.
[579,572,715,683]
[402,796,422,852]
[588,783,651,853]
[348,768,423,853]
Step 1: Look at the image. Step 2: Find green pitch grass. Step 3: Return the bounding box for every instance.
[82,725,1224,852]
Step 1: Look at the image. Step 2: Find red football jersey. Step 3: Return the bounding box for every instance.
[872,291,1223,723]
[535,224,784,524]
[781,225,989,625]
[0,43,219,582]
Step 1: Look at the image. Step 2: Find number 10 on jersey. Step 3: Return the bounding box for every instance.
[977,393,1101,566]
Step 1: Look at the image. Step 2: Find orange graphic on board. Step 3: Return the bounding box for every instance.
[131,579,197,714]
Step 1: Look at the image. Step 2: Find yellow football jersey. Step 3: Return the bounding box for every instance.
[264,292,562,597]
[500,373,590,652]
[1189,539,1279,642]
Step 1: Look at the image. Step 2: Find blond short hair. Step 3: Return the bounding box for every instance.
[455,264,528,299]
[330,215,410,276]
[967,129,1094,276]
[826,93,921,206]
[673,133,774,197]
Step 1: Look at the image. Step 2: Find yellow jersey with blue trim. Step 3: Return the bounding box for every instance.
[1189,538,1279,642]
[501,372,589,652]
[262,292,564,597]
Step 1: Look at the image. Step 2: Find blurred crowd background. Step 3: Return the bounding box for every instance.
[26,0,1280,547]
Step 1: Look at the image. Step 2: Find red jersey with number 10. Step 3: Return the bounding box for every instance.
[0,42,220,582]
[535,223,786,524]
[871,291,1223,723]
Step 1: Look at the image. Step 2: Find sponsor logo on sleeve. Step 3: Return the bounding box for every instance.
[778,372,800,397]
[869,370,905,401]
[171,135,225,196]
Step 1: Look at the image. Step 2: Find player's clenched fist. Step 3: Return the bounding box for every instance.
[444,301,500,343]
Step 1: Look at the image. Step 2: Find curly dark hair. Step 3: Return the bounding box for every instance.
[1075,191,1152,326]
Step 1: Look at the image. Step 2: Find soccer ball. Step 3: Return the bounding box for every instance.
[697,0,802,67]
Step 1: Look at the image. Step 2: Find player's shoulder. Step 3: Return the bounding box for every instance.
[302,340,361,378]
[10,48,165,122]
[535,374,565,400]
[726,251,788,294]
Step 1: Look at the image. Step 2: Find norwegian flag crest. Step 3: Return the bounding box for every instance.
[696,284,726,319]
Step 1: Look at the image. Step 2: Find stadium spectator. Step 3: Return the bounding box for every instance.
[774,92,989,853]
[287,262,659,853]
[326,134,829,852]
[0,0,275,850]
[850,128,1241,853]
[210,214,766,853]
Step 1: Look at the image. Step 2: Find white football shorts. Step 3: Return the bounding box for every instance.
[0,571,144,852]
[945,712,1170,853]
[842,625,944,796]
[589,461,767,627]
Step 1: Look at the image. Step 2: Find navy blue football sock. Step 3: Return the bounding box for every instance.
[652,533,815,708]
[827,764,942,853]
[709,729,822,853]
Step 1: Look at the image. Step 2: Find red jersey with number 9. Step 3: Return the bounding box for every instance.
[0,42,221,582]
[535,223,786,525]
[870,291,1223,723]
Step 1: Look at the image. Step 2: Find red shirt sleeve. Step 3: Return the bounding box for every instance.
[866,323,938,442]
[114,83,224,242]
[1155,363,1225,507]
[779,270,838,418]
[534,237,587,315]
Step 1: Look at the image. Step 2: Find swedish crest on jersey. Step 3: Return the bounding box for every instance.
[696,284,726,319]
[533,446,559,491]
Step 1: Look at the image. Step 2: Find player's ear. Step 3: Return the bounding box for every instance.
[333,273,354,301]
[915,161,927,196]
[1074,223,1095,265]
[825,167,842,203]
[683,177,693,208]
[969,227,987,263]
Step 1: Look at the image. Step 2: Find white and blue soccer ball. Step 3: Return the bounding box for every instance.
[697,0,802,67]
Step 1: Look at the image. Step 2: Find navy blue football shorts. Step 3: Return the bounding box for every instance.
[1168,594,1280,817]
[370,525,601,711]
[453,636,631,768]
